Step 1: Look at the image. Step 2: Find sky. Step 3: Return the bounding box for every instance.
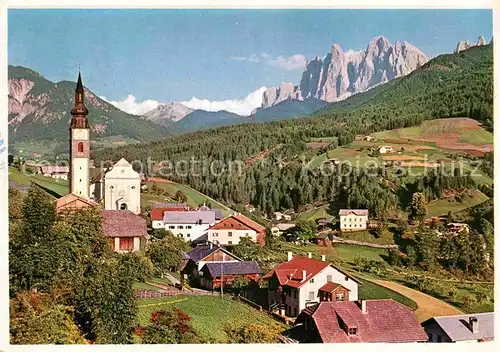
[8,9,493,115]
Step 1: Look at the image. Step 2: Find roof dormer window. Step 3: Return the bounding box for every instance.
[348,328,357,336]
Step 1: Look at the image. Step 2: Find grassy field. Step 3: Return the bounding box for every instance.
[296,205,332,222]
[9,167,69,197]
[137,295,283,342]
[144,181,232,217]
[426,189,489,218]
[358,278,418,310]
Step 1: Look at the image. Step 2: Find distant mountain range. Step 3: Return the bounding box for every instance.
[10,35,485,150]
[8,65,170,145]
[261,35,428,108]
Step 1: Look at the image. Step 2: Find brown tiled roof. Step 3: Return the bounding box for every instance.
[102,210,147,238]
[338,209,368,216]
[41,165,69,174]
[319,282,350,293]
[55,193,100,211]
[300,300,428,343]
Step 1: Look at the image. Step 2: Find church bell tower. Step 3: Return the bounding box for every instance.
[69,72,90,199]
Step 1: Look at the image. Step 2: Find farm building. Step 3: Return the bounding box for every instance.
[101,210,147,253]
[421,312,494,343]
[265,252,361,318]
[339,209,368,232]
[207,214,266,246]
[273,211,292,221]
[447,223,471,235]
[281,300,427,343]
[55,193,100,213]
[39,165,69,180]
[181,242,241,280]
[199,261,261,291]
[378,146,395,154]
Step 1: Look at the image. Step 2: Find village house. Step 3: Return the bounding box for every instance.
[328,157,341,165]
[55,193,100,213]
[275,223,296,236]
[447,222,471,235]
[39,165,69,180]
[378,145,395,154]
[150,203,191,229]
[272,211,292,222]
[101,210,147,253]
[364,135,374,142]
[207,214,266,246]
[198,261,261,291]
[181,242,241,281]
[264,252,361,317]
[281,299,428,343]
[156,210,219,242]
[421,312,494,343]
[339,209,368,232]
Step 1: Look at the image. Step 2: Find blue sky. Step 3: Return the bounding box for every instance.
[8,9,492,115]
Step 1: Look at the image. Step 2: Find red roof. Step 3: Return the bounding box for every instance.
[300,300,428,343]
[102,210,147,238]
[319,282,350,293]
[264,256,329,288]
[150,207,187,221]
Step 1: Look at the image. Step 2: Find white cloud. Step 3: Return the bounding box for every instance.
[100,94,160,115]
[102,87,267,117]
[230,52,306,71]
[180,86,267,116]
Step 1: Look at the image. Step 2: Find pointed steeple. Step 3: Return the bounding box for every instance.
[76,71,84,93]
[70,71,89,128]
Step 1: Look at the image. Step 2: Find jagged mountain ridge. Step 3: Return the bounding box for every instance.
[454,35,490,53]
[262,35,429,108]
[143,102,194,126]
[8,65,170,143]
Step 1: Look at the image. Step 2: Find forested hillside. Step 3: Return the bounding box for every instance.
[94,44,493,215]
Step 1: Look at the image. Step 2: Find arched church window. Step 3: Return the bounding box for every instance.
[131,186,136,189]
[77,142,84,153]
[120,203,128,210]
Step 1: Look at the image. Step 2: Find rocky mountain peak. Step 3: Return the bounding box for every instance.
[262,35,428,108]
[454,35,488,53]
[143,102,194,124]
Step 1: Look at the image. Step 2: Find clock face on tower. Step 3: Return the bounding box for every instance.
[73,129,88,140]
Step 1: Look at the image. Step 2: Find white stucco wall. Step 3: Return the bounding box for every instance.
[340,214,368,231]
[298,265,359,312]
[208,229,257,245]
[104,159,141,214]
[161,222,212,242]
[71,158,90,199]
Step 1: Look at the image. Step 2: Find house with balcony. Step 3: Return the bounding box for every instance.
[264,252,361,317]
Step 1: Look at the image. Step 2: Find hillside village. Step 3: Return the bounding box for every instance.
[6,11,495,344]
[8,42,495,343]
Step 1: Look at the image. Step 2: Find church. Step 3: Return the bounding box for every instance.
[55,73,145,252]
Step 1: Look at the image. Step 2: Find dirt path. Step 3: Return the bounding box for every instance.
[374,280,463,322]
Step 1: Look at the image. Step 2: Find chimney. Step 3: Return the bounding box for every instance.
[360,300,367,313]
[469,317,479,334]
[307,252,312,259]
[302,270,307,281]
[287,252,293,261]
[321,255,326,262]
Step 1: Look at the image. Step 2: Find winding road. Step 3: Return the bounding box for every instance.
[373,279,463,322]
